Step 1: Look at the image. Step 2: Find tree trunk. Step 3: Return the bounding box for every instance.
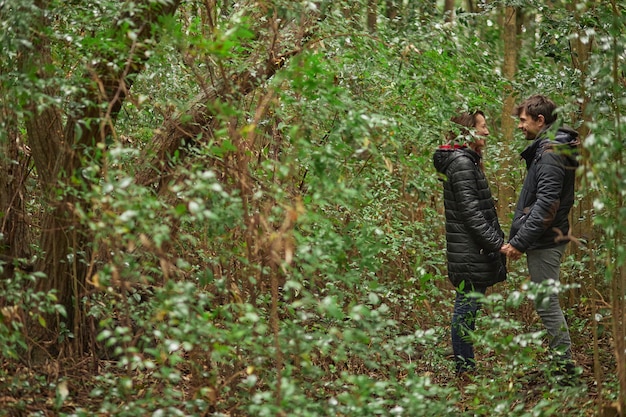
[0,107,30,262]
[568,0,593,245]
[561,0,593,315]
[385,0,398,20]
[501,6,517,139]
[607,1,626,411]
[20,0,181,355]
[367,0,377,33]
[444,0,455,22]
[498,6,518,215]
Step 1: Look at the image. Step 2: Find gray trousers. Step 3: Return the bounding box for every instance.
[526,244,572,359]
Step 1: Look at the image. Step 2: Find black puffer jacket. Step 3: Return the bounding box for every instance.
[509,125,579,252]
[433,146,507,288]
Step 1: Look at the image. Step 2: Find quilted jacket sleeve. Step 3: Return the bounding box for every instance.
[509,152,564,252]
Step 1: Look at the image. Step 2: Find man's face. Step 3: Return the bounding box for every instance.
[517,109,545,140]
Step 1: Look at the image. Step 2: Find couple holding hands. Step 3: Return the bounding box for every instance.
[433,95,580,383]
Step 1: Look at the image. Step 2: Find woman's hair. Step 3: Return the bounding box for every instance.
[446,110,485,143]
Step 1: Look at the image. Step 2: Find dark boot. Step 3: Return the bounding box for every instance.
[548,359,581,387]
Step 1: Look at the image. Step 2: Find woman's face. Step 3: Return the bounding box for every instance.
[469,113,489,152]
[474,114,489,137]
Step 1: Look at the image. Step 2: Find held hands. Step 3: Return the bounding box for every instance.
[500,243,523,261]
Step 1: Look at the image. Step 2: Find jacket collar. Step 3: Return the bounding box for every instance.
[520,122,557,166]
[434,145,482,174]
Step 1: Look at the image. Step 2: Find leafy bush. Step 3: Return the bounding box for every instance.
[1,0,622,415]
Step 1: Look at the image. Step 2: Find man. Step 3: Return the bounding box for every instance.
[501,95,580,382]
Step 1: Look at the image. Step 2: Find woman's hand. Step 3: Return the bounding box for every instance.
[500,243,523,260]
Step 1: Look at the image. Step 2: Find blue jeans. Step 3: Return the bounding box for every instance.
[451,283,487,373]
[527,244,572,359]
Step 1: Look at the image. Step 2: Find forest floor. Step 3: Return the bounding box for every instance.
[0,336,615,417]
[0,298,618,416]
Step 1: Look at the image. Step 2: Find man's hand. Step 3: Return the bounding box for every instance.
[500,243,523,260]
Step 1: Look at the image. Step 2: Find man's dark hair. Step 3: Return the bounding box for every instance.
[515,95,557,125]
[446,110,485,142]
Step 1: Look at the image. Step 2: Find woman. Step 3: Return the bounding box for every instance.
[432,111,507,374]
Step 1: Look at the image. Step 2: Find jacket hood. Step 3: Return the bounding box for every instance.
[433,145,468,174]
[522,124,580,167]
[554,125,579,143]
[433,145,482,176]
[546,125,580,166]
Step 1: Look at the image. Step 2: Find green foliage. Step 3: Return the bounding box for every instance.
[1,0,624,415]
[0,265,68,413]
[0,265,67,357]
